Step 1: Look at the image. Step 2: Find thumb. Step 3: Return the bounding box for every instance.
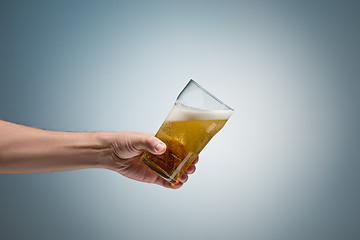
[132,134,166,155]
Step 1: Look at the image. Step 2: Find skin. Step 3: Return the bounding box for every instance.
[0,120,198,189]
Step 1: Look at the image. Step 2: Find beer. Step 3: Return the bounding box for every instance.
[141,104,233,184]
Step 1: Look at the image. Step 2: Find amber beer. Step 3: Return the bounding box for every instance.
[141,103,233,184]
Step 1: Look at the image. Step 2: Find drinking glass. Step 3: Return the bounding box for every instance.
[141,80,234,184]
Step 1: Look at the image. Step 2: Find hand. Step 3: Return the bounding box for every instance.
[104,132,198,189]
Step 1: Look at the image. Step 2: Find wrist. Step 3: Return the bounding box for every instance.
[62,131,114,171]
[92,132,116,170]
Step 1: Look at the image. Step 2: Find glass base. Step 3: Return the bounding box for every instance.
[141,157,177,184]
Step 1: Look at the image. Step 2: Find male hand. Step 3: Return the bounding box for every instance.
[105,132,198,189]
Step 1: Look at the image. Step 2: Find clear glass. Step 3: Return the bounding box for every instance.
[141,80,234,184]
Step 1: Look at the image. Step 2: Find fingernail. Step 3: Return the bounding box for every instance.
[155,142,166,152]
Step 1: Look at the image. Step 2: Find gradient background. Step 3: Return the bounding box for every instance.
[1,0,359,239]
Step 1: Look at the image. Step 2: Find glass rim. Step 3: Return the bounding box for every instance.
[177,79,234,111]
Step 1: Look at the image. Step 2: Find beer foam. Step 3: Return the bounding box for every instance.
[165,104,233,121]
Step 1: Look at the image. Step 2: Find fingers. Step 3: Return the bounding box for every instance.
[186,164,196,174]
[168,174,187,189]
[174,156,199,186]
[192,156,199,165]
[163,157,199,189]
[179,172,188,183]
[151,171,190,189]
[186,155,199,174]
[170,182,183,189]
[141,144,199,190]
[152,176,181,189]
[131,133,166,155]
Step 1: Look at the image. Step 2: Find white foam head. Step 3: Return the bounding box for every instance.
[165,104,233,121]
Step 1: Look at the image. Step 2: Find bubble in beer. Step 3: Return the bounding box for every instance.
[142,104,232,184]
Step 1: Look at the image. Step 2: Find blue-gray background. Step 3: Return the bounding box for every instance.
[1,0,359,239]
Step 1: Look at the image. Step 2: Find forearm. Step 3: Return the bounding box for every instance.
[0,120,112,173]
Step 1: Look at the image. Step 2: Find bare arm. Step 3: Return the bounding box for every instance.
[0,120,106,173]
[0,120,197,189]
